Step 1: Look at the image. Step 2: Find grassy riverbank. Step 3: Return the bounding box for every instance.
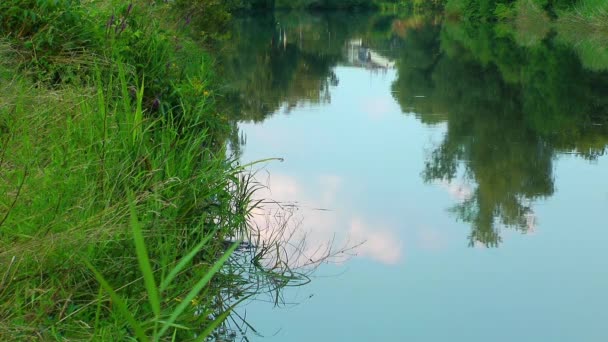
[3,0,606,340]
[0,1,259,340]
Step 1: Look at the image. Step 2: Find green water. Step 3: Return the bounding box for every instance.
[220,11,608,341]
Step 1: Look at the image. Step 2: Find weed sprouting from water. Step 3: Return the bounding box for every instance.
[189,167,362,340]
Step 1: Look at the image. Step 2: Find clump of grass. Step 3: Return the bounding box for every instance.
[0,60,249,339]
[1,1,253,339]
[0,1,343,339]
[0,70,341,338]
[555,0,608,39]
[513,0,550,47]
[555,0,608,71]
[0,0,101,84]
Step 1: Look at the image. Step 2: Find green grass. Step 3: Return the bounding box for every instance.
[0,58,250,339]
[550,0,608,70]
[0,1,276,340]
[0,1,328,339]
[555,0,608,36]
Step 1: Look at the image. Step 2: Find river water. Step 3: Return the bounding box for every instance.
[219,11,608,342]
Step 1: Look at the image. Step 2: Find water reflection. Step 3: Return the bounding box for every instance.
[219,12,398,125]
[218,11,608,341]
[248,170,403,266]
[392,19,608,246]
[220,11,608,248]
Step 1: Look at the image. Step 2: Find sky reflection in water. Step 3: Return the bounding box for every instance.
[224,13,608,341]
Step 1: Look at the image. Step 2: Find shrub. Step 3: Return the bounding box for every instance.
[0,0,101,83]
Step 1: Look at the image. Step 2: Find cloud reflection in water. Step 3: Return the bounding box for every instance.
[248,172,404,267]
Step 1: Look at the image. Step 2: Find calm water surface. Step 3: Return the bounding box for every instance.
[220,11,608,341]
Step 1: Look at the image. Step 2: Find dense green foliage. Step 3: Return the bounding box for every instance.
[0,1,306,340]
[0,0,99,83]
[0,63,245,339]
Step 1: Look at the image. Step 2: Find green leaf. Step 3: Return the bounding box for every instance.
[159,228,217,293]
[84,260,148,341]
[157,240,240,337]
[129,192,161,318]
[133,79,145,145]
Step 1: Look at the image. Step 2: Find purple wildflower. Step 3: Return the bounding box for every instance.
[116,19,127,35]
[106,14,115,32]
[152,98,160,111]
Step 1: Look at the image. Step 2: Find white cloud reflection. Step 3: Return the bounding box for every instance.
[349,218,402,264]
[248,172,403,268]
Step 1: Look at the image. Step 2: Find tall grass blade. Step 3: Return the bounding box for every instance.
[93,285,103,334]
[95,69,107,125]
[133,79,145,145]
[129,193,161,318]
[118,63,132,115]
[158,240,241,337]
[232,158,284,173]
[85,260,148,341]
[159,228,218,292]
